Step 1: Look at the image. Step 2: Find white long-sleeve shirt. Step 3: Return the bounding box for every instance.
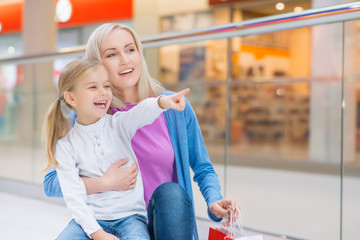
[55,97,165,237]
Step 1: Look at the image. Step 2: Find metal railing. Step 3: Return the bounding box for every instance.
[0,1,359,65]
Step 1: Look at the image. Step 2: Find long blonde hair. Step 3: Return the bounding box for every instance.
[43,59,104,171]
[85,23,164,108]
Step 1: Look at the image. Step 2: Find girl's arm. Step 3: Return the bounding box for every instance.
[117,89,190,139]
[43,90,190,197]
[55,140,102,237]
[43,111,138,197]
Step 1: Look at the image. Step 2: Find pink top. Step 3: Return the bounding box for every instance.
[110,105,177,208]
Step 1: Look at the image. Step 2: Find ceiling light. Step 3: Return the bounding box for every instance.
[294,6,304,12]
[276,2,285,11]
[56,0,72,23]
[8,46,15,54]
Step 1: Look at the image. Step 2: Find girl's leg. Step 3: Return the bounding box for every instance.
[112,214,150,240]
[56,219,91,240]
[147,182,194,240]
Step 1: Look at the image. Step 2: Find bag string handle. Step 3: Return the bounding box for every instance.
[226,206,246,238]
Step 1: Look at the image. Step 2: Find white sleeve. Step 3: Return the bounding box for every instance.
[112,96,166,139]
[55,140,101,237]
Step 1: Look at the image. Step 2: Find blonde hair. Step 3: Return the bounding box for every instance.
[85,23,164,107]
[43,59,104,171]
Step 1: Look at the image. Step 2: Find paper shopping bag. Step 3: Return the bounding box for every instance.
[208,227,228,240]
[208,207,263,240]
[224,235,264,240]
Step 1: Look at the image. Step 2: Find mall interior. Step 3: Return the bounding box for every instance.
[0,0,360,239]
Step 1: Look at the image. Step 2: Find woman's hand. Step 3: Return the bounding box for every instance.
[101,158,138,191]
[82,158,138,194]
[91,229,119,240]
[158,88,190,111]
[209,199,239,221]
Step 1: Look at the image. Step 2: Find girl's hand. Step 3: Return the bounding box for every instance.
[209,199,239,222]
[91,229,119,240]
[158,88,190,111]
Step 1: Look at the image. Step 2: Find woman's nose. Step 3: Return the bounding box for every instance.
[119,52,129,65]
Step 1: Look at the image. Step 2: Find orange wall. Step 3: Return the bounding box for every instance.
[0,2,22,34]
[0,0,132,34]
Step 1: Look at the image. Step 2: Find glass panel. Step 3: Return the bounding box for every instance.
[343,19,360,239]
[146,39,228,219]
[227,24,343,239]
[0,57,79,184]
[0,63,35,182]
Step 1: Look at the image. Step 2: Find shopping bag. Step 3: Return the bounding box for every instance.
[208,227,228,240]
[208,206,263,240]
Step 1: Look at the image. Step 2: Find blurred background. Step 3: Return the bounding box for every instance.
[0,0,360,239]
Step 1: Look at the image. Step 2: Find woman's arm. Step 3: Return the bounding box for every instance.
[183,98,238,221]
[43,158,138,196]
[43,110,77,198]
[43,167,63,198]
[82,158,138,194]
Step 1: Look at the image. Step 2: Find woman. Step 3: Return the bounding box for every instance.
[43,23,238,240]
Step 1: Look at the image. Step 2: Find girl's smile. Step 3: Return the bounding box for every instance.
[65,66,112,125]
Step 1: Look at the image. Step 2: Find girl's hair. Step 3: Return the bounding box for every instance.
[85,23,164,108]
[43,59,104,171]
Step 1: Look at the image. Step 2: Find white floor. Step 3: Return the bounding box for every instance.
[0,192,70,240]
[1,144,359,240]
[1,190,283,240]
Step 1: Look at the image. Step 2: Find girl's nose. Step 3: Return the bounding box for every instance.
[98,87,106,95]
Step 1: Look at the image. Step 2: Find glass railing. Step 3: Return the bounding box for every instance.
[1,2,360,239]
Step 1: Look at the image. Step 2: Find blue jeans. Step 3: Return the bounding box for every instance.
[56,214,149,240]
[56,182,194,240]
[147,182,194,240]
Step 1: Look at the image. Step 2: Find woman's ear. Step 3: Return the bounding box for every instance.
[64,91,76,108]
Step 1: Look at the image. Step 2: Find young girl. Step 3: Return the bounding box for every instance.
[43,58,189,240]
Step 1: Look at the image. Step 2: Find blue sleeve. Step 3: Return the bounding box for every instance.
[184,99,223,222]
[42,110,77,198]
[43,167,63,198]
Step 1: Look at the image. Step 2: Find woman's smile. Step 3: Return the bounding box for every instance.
[119,68,134,75]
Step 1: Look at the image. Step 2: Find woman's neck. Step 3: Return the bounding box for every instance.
[116,87,139,104]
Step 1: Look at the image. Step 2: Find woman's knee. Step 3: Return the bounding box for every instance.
[151,182,193,213]
[152,182,191,205]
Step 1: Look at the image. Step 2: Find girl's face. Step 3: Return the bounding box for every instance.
[101,29,142,96]
[65,67,112,125]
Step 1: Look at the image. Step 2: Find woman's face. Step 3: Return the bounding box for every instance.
[101,29,142,94]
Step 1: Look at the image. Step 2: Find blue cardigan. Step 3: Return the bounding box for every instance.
[43,91,223,239]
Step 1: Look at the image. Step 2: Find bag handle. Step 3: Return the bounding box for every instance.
[222,206,246,238]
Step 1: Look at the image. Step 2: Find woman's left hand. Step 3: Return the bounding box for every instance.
[209,199,239,220]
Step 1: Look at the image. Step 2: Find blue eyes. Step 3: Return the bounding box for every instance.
[106,48,135,58]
